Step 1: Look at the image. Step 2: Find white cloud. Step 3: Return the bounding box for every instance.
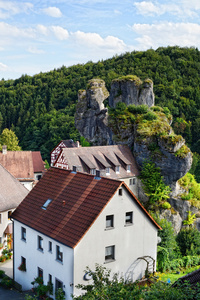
[132,22,200,49]
[72,31,127,52]
[133,1,196,17]
[28,46,45,54]
[0,62,8,71]
[51,26,69,40]
[36,25,48,36]
[0,1,33,19]
[43,7,62,18]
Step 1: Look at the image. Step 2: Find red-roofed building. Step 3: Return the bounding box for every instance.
[0,147,45,190]
[12,167,160,299]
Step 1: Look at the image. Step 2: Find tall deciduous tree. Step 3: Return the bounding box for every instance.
[0,128,21,151]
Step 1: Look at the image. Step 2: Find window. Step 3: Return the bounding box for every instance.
[20,256,26,271]
[0,214,1,224]
[38,267,43,279]
[8,211,12,219]
[127,165,131,172]
[21,227,26,241]
[49,274,52,284]
[90,168,96,175]
[55,278,63,291]
[105,245,115,261]
[56,245,63,262]
[36,175,42,180]
[106,215,114,228]
[129,178,136,185]
[106,167,110,175]
[125,212,133,225]
[118,188,123,196]
[38,236,43,251]
[115,165,120,173]
[42,199,52,210]
[49,241,52,252]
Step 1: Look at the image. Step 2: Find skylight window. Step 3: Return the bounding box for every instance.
[42,199,52,210]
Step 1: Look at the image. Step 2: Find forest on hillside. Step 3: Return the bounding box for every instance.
[1,46,200,168]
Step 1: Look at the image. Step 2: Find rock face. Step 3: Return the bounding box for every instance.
[75,79,113,145]
[109,76,154,108]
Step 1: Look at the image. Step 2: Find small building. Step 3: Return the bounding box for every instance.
[0,163,28,252]
[0,147,45,190]
[51,140,80,166]
[12,167,160,299]
[54,144,140,196]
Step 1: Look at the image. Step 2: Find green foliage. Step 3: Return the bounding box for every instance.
[0,270,5,278]
[0,276,13,288]
[80,136,90,147]
[127,104,148,114]
[178,173,200,207]
[143,111,158,121]
[55,288,65,300]
[183,211,196,226]
[161,202,171,209]
[0,128,21,150]
[31,276,53,298]
[139,160,171,207]
[176,227,200,256]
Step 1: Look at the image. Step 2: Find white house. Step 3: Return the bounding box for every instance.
[12,167,161,299]
[54,144,140,197]
[0,163,28,253]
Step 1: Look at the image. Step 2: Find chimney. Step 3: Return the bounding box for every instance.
[62,200,66,207]
[72,166,77,173]
[76,141,80,148]
[2,145,7,155]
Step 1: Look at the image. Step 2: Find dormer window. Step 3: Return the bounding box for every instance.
[127,165,131,172]
[106,167,110,175]
[115,165,120,173]
[42,199,52,210]
[90,168,96,175]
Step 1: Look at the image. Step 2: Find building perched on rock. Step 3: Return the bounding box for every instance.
[0,163,28,253]
[12,167,160,299]
[54,144,140,196]
[51,139,80,166]
[0,147,45,190]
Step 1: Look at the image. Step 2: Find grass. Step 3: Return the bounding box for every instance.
[159,265,200,283]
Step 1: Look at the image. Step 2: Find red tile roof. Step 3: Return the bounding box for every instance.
[12,167,160,248]
[32,152,45,173]
[0,151,45,180]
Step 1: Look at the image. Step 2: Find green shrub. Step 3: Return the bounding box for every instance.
[0,276,13,289]
[161,202,171,209]
[0,270,5,278]
[176,227,200,256]
[143,111,157,121]
[127,104,148,114]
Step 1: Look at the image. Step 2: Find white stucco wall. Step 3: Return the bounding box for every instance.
[13,220,74,300]
[20,181,33,191]
[73,185,158,297]
[121,177,138,197]
[0,209,14,252]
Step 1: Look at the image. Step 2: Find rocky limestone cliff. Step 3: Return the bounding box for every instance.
[75,79,113,145]
[109,76,154,108]
[75,76,195,232]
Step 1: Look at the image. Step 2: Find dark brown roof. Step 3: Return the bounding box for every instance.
[12,167,160,248]
[173,268,200,287]
[0,163,28,211]
[32,152,45,173]
[0,151,44,180]
[57,145,139,179]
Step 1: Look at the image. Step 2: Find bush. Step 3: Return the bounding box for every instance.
[161,202,171,209]
[0,276,13,289]
[176,227,200,256]
[143,111,158,121]
[0,270,5,278]
[127,104,148,114]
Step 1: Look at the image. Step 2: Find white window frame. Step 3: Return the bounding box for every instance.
[106,215,114,229]
[38,235,43,251]
[105,245,115,261]
[21,227,26,241]
[56,245,63,263]
[125,212,133,225]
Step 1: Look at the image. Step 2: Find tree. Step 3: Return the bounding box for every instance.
[0,128,21,151]
[176,227,200,256]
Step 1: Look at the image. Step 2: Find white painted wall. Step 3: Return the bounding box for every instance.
[121,177,138,197]
[73,185,158,297]
[0,209,14,253]
[20,181,33,191]
[13,220,74,300]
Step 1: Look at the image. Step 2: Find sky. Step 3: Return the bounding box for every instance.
[1,0,200,80]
